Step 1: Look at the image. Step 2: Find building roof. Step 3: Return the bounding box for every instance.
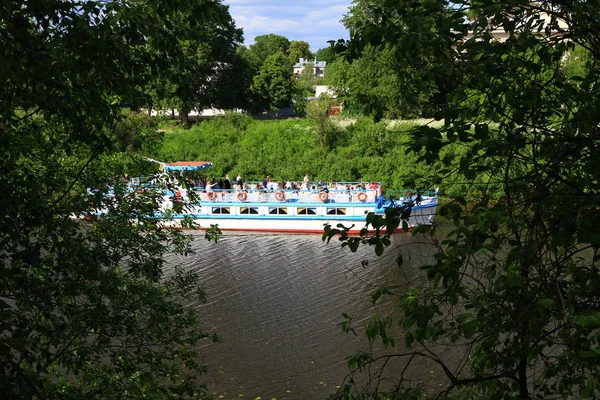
[293,57,327,69]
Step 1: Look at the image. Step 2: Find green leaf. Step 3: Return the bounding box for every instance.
[537,298,555,307]
[462,319,478,336]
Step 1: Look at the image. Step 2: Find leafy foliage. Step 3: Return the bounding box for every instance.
[307,95,341,149]
[326,45,438,119]
[147,0,243,124]
[250,53,296,112]
[1,1,226,397]
[288,40,314,65]
[151,115,455,191]
[315,46,339,65]
[296,63,319,96]
[247,33,291,67]
[325,0,600,399]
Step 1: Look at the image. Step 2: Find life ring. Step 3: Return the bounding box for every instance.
[318,192,329,202]
[237,192,247,201]
[275,191,285,201]
[357,192,367,202]
[207,192,217,201]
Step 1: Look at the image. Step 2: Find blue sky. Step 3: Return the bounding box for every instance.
[222,0,353,51]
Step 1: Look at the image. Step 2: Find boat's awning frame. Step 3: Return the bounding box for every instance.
[162,161,213,172]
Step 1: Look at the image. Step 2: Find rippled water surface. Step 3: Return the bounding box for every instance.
[164,232,437,399]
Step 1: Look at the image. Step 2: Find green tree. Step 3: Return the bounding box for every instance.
[323,58,351,94]
[296,62,318,96]
[336,1,442,119]
[248,33,291,67]
[160,0,243,124]
[349,45,437,119]
[1,1,221,397]
[288,40,314,65]
[250,53,295,112]
[315,46,338,64]
[307,95,339,149]
[326,1,600,399]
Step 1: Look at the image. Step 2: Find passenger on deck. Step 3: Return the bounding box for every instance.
[285,179,293,190]
[236,173,243,189]
[224,175,232,190]
[303,173,310,188]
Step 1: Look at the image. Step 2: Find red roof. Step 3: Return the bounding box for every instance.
[166,161,212,167]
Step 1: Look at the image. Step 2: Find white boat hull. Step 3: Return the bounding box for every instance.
[94,185,438,234]
[163,194,437,234]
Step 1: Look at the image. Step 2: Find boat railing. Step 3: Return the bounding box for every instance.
[189,187,381,204]
[385,189,438,199]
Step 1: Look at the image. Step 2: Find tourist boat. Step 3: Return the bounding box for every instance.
[145,161,439,234]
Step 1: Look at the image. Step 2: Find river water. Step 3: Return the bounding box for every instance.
[165,232,439,399]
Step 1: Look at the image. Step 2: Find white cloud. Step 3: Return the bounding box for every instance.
[223,0,351,50]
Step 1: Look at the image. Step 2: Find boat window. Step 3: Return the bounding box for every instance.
[297,207,317,215]
[327,208,346,215]
[268,207,288,215]
[240,207,259,215]
[211,207,231,214]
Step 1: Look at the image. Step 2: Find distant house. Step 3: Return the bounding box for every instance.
[293,57,327,78]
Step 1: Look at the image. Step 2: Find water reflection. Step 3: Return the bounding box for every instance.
[164,232,438,399]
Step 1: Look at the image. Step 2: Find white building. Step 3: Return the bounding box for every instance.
[293,58,327,78]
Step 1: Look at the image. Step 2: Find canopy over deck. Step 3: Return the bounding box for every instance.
[163,161,213,171]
